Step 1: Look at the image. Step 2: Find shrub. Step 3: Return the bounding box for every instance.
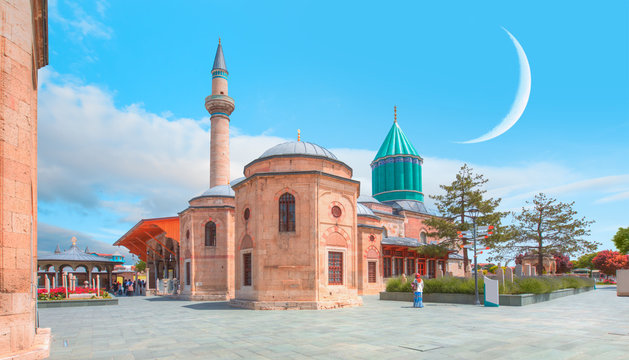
[513,276,593,294]
[386,275,593,295]
[385,276,413,292]
[423,277,484,295]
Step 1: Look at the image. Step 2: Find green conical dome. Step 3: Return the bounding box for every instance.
[371,120,424,202]
[374,121,419,160]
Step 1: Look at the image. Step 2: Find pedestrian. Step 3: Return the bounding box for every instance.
[411,273,424,308]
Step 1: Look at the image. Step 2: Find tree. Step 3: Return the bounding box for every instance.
[573,252,598,270]
[494,193,599,276]
[134,260,146,273]
[612,227,629,254]
[553,253,573,274]
[424,164,507,273]
[592,250,629,276]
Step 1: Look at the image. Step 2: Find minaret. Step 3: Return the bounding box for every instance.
[205,39,235,188]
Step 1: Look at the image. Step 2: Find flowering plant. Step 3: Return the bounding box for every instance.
[37,287,108,301]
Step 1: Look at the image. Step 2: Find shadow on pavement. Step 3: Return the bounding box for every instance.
[143,296,187,302]
[183,302,246,311]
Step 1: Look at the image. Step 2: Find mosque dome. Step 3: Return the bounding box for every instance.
[258,141,338,161]
[371,118,424,203]
[357,194,381,204]
[356,203,377,217]
[192,184,235,200]
[242,140,352,180]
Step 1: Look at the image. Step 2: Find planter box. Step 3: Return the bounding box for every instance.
[38,298,118,308]
[379,286,595,306]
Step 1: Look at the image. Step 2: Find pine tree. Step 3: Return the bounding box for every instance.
[498,193,598,275]
[424,164,506,273]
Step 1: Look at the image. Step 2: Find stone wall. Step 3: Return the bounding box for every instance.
[0,0,48,357]
[232,167,362,308]
[179,197,235,300]
[617,269,629,297]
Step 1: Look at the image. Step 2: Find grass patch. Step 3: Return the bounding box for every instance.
[386,275,594,295]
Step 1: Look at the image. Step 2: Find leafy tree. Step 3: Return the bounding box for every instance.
[592,250,629,276]
[424,164,507,273]
[413,244,449,258]
[134,260,146,273]
[612,227,629,254]
[553,253,573,274]
[573,252,598,270]
[494,193,599,276]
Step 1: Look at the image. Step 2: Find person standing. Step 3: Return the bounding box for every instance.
[412,273,424,308]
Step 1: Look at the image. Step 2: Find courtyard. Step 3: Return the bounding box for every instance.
[39,287,628,359]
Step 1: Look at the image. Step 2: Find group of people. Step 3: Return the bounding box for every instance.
[111,279,145,296]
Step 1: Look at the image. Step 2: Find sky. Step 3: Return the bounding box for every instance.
[38,0,629,263]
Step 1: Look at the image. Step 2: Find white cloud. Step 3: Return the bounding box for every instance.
[38,70,628,254]
[49,0,113,41]
[38,222,130,260]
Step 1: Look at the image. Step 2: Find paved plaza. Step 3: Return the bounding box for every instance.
[39,286,628,359]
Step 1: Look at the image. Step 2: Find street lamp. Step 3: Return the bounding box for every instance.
[467,207,481,305]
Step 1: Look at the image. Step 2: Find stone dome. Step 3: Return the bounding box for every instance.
[356,203,376,217]
[357,194,381,204]
[192,184,235,200]
[259,141,338,160]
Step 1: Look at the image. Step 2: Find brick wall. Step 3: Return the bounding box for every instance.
[0,0,46,355]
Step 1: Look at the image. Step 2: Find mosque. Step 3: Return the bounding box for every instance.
[115,41,466,309]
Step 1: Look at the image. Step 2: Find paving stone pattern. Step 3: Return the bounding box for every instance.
[39,286,628,359]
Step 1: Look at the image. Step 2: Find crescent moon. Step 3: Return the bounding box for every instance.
[459,27,531,144]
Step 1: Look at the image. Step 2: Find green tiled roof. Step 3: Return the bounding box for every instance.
[374,121,419,160]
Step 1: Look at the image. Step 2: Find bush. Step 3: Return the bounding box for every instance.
[385,275,594,295]
[513,276,593,294]
[385,276,413,292]
[423,276,484,294]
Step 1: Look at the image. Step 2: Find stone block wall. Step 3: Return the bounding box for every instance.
[179,196,235,300]
[1,0,47,356]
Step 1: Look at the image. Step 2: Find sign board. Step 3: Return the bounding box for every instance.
[483,276,499,307]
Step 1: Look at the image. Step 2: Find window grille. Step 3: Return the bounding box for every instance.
[368,262,377,283]
[328,252,343,285]
[205,222,216,246]
[279,193,295,232]
[243,253,252,286]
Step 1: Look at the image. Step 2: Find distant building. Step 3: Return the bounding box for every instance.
[38,237,122,288]
[115,41,466,309]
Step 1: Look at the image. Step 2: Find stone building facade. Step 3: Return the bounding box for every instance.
[0,0,50,357]
[116,41,467,309]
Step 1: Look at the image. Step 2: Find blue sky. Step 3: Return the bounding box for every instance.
[38,0,629,263]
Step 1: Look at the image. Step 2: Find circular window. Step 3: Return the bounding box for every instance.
[244,208,250,220]
[331,205,342,218]
[369,235,375,242]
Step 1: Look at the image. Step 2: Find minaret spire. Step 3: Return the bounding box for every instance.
[394,105,397,123]
[205,39,235,187]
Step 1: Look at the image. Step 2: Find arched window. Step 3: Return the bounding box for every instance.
[205,221,216,246]
[420,232,427,244]
[279,193,295,232]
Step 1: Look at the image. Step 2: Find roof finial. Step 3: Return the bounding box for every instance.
[71,236,77,246]
[297,129,301,142]
[218,37,221,45]
[394,105,397,123]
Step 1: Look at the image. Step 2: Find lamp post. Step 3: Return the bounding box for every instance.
[468,207,481,306]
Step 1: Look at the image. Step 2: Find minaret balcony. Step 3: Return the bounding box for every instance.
[205,95,235,116]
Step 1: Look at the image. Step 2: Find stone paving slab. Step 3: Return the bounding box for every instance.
[39,286,628,359]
